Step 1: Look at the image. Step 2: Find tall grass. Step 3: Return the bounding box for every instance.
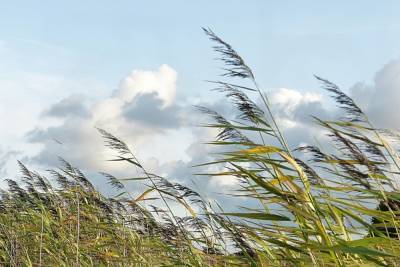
[0,29,399,266]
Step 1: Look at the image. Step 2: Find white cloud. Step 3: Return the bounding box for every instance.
[25,64,187,177]
[114,64,177,107]
[263,88,332,148]
[350,58,400,130]
[270,88,321,113]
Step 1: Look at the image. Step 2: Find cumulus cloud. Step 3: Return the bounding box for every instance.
[269,88,331,124]
[26,118,103,168]
[114,64,177,107]
[155,88,333,199]
[123,93,183,129]
[0,148,21,183]
[266,88,333,148]
[26,64,185,174]
[350,58,400,130]
[184,61,400,200]
[41,95,91,119]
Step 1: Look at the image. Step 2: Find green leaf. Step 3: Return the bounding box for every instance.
[318,244,395,257]
[221,212,291,221]
[341,237,399,247]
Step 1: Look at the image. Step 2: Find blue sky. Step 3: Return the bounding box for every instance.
[1,1,400,200]
[2,1,400,93]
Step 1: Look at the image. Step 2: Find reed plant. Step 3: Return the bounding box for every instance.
[0,29,399,266]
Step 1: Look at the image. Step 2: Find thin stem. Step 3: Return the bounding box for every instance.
[76,191,80,267]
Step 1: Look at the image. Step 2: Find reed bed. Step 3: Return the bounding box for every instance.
[0,29,399,266]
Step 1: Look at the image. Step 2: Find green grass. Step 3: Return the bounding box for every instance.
[0,29,399,266]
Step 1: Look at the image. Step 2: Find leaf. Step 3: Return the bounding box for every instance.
[230,163,287,197]
[221,212,291,221]
[341,237,400,247]
[156,189,197,218]
[325,245,395,257]
[240,146,282,154]
[103,251,120,258]
[132,188,155,203]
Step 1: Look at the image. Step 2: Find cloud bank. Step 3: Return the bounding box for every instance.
[25,64,186,174]
[2,58,400,208]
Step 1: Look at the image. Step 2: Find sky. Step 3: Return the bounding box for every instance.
[1,1,400,206]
